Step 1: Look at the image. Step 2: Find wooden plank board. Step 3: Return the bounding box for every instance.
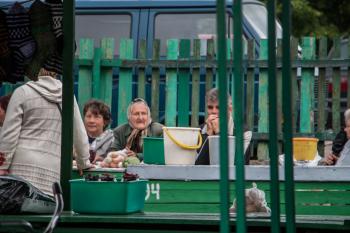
[177,39,191,127]
[331,37,341,133]
[92,48,101,99]
[257,39,269,160]
[165,39,179,126]
[191,39,201,127]
[205,39,215,118]
[100,38,115,108]
[300,37,316,133]
[118,38,134,125]
[78,38,94,112]
[246,39,255,131]
[151,40,161,122]
[137,39,146,99]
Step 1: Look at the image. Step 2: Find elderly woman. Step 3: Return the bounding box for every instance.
[83,99,113,163]
[319,109,350,165]
[110,98,163,159]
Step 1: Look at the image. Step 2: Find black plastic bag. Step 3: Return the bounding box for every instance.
[0,175,55,214]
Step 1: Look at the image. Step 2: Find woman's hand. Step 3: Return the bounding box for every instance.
[0,169,9,175]
[125,147,137,157]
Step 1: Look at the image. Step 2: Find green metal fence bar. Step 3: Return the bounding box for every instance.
[267,1,281,232]
[233,0,246,232]
[282,1,296,232]
[216,0,229,232]
[61,0,75,210]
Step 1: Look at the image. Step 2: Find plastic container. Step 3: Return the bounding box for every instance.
[143,137,165,165]
[163,127,202,165]
[293,137,318,160]
[70,179,147,214]
[208,136,235,165]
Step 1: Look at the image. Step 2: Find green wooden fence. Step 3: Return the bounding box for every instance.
[73,36,349,159]
[2,36,349,159]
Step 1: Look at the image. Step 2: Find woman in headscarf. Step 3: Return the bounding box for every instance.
[110,98,163,160]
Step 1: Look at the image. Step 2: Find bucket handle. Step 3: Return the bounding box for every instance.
[163,128,203,150]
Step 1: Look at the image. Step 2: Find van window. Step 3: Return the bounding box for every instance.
[75,14,131,55]
[155,13,232,55]
[243,4,282,39]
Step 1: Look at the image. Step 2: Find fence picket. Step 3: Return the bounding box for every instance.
[151,40,160,122]
[165,39,179,126]
[118,38,133,125]
[331,37,341,133]
[100,38,115,108]
[191,39,201,127]
[78,38,94,112]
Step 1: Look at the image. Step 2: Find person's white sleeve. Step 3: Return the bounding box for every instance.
[243,131,252,153]
[0,89,24,169]
[73,97,91,169]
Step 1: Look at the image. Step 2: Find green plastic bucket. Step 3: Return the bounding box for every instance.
[70,179,147,214]
[143,137,165,165]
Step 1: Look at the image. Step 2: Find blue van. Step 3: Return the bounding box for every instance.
[1,0,282,126]
[74,0,282,57]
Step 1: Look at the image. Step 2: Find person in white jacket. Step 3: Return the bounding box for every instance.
[0,68,91,196]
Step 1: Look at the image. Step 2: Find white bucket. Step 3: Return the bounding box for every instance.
[208,136,235,165]
[163,127,202,165]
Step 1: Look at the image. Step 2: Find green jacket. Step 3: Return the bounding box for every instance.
[110,122,163,153]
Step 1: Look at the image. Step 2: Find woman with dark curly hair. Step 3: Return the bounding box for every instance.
[83,99,114,163]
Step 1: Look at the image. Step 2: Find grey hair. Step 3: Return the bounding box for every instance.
[127,98,152,123]
[345,108,350,122]
[206,88,232,105]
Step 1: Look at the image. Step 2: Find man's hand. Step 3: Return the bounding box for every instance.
[322,153,338,165]
[206,114,219,135]
[78,164,95,176]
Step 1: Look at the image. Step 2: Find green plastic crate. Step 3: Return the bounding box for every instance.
[70,179,147,214]
[143,137,165,165]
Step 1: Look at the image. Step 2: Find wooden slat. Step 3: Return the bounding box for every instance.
[177,39,191,127]
[348,39,350,109]
[165,39,178,126]
[257,39,269,160]
[246,39,255,131]
[205,39,215,117]
[317,37,327,133]
[300,37,316,133]
[191,39,201,127]
[137,39,146,99]
[291,38,299,132]
[331,37,341,133]
[118,38,134,125]
[100,38,115,108]
[276,39,283,154]
[78,38,94,112]
[151,39,160,122]
[92,48,101,99]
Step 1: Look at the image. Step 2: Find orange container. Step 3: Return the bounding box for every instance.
[292,137,318,160]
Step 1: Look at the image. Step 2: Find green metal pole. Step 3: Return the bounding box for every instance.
[267,1,280,232]
[61,0,75,210]
[282,0,296,232]
[233,0,246,232]
[216,0,229,232]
